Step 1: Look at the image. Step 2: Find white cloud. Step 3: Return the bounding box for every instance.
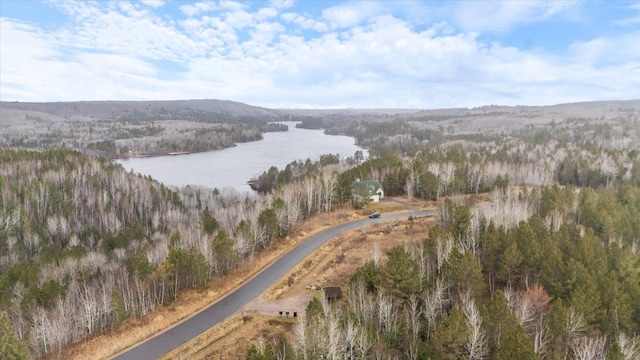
[452,0,579,33]
[0,20,62,99]
[119,2,150,18]
[218,1,248,12]
[256,7,278,21]
[223,10,254,29]
[271,0,295,10]
[50,4,205,62]
[251,21,285,45]
[48,1,101,21]
[180,1,218,17]
[568,31,640,66]
[281,12,329,32]
[280,12,296,22]
[76,53,157,76]
[0,19,166,101]
[321,1,385,29]
[615,2,640,26]
[140,0,165,8]
[542,1,578,17]
[203,16,239,46]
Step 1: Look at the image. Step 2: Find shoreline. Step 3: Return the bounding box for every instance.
[112,143,240,160]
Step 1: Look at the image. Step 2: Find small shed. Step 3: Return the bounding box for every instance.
[323,286,342,302]
[352,180,384,202]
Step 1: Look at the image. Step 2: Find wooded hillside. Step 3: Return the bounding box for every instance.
[0,149,353,357]
[244,106,640,359]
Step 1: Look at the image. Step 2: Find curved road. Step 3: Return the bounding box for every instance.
[113,210,433,359]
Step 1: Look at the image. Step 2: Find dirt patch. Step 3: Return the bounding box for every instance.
[241,294,313,318]
[282,215,436,296]
[159,313,298,360]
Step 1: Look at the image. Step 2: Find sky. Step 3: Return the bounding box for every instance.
[1,0,639,109]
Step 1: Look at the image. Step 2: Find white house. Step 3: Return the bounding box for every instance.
[353,179,384,202]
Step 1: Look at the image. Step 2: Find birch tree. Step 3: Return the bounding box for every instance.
[461,291,488,360]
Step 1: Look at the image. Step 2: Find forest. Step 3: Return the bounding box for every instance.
[0,101,639,359]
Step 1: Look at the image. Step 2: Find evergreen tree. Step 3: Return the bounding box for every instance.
[442,249,485,298]
[111,291,129,324]
[211,230,237,274]
[378,246,421,301]
[200,207,218,235]
[497,238,523,287]
[0,311,27,360]
[428,307,468,360]
[258,208,278,243]
[484,293,538,360]
[350,260,379,293]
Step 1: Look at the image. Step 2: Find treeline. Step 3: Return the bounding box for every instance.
[297,115,639,159]
[297,117,440,156]
[249,153,344,194]
[263,122,289,132]
[114,125,263,156]
[246,183,640,360]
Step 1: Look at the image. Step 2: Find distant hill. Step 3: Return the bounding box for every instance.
[0,99,284,120]
[277,99,640,118]
[2,98,638,121]
[0,99,287,158]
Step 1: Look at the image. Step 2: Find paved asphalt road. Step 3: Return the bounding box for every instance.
[113,209,433,359]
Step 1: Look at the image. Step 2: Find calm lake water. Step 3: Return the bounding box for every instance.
[116,124,367,192]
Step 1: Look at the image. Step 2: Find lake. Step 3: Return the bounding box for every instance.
[116,123,367,192]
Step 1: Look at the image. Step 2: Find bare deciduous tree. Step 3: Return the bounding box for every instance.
[424,277,450,333]
[405,169,416,201]
[435,234,454,272]
[570,335,607,360]
[461,291,488,360]
[377,291,397,342]
[618,332,640,360]
[293,317,307,360]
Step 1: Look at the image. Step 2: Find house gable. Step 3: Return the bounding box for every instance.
[352,180,384,202]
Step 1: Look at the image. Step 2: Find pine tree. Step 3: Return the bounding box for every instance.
[378,246,421,301]
[485,292,538,360]
[0,311,28,360]
[428,307,469,359]
[200,207,218,235]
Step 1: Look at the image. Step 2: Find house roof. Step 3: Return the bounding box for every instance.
[352,180,383,194]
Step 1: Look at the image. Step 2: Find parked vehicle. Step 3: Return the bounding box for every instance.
[369,211,381,218]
